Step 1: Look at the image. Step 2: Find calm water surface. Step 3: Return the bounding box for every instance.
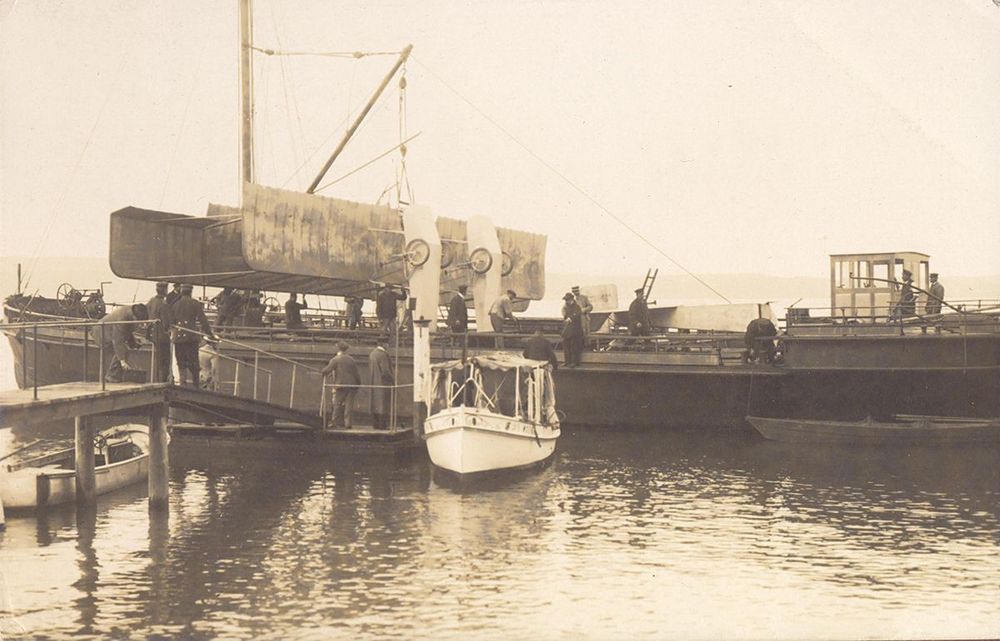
[1,426,998,640]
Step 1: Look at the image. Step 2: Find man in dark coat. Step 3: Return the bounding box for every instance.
[164,282,183,307]
[171,284,216,387]
[447,285,469,333]
[285,293,307,330]
[561,292,584,367]
[146,281,173,382]
[321,342,361,428]
[368,337,394,429]
[523,329,558,371]
[346,296,364,330]
[376,286,407,335]
[217,288,244,328]
[628,288,650,336]
[744,317,778,364]
[898,269,916,317]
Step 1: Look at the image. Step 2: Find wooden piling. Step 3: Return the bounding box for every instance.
[74,416,96,505]
[148,403,169,511]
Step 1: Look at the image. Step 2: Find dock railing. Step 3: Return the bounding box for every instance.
[783,299,1000,336]
[12,318,160,400]
[180,328,319,407]
[318,380,414,431]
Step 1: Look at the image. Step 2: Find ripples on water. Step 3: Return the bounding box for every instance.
[1,427,998,640]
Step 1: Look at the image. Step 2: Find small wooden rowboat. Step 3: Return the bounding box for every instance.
[747,415,1000,445]
[0,425,153,510]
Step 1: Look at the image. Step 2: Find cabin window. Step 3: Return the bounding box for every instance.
[873,262,889,287]
[894,258,905,281]
[919,261,929,290]
[857,261,872,287]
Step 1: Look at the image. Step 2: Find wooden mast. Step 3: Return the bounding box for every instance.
[239,0,255,190]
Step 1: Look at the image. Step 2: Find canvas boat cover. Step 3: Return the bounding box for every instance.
[430,353,550,372]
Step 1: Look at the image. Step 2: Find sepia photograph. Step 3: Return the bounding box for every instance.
[1,0,998,638]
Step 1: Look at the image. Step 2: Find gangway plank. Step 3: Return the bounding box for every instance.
[167,386,325,430]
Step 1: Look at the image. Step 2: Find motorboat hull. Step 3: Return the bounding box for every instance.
[747,415,1000,445]
[423,406,559,475]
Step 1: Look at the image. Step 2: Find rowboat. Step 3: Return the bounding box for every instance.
[747,415,1000,445]
[423,354,560,476]
[1,425,153,510]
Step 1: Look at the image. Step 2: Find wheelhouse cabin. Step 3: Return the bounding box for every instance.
[830,251,929,320]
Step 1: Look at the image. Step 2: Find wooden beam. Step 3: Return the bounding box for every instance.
[148,403,169,512]
[75,416,96,505]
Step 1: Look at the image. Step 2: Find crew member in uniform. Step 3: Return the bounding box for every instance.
[146,281,173,382]
[171,284,216,387]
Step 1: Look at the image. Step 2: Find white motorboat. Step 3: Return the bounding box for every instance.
[423,353,560,476]
[1,425,153,510]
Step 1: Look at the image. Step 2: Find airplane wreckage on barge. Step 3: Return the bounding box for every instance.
[3,17,998,431]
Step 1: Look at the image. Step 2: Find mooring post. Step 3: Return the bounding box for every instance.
[148,403,169,512]
[74,415,97,505]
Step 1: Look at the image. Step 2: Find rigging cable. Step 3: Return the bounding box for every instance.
[22,45,131,292]
[268,2,306,187]
[251,47,402,59]
[411,55,732,304]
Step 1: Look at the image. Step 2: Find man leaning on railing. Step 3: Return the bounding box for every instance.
[100,303,149,383]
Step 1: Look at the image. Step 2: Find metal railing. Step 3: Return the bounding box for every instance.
[180,328,320,408]
[319,380,413,431]
[12,318,160,400]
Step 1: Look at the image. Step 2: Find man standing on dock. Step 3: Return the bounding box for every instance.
[489,289,519,347]
[561,293,584,367]
[896,269,917,318]
[100,303,149,383]
[447,284,469,333]
[284,293,307,330]
[146,282,173,382]
[628,287,650,336]
[572,286,593,346]
[926,273,945,315]
[321,342,361,429]
[171,284,216,387]
[368,337,394,430]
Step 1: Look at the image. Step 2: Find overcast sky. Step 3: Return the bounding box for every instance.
[2,0,998,301]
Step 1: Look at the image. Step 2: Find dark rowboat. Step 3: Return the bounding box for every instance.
[747,415,1000,445]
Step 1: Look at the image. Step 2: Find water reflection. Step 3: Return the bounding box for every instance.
[0,428,997,639]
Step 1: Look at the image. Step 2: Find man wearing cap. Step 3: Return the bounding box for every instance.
[572,285,593,346]
[561,292,584,367]
[489,289,518,347]
[367,336,394,429]
[100,303,149,383]
[146,282,173,382]
[897,269,916,318]
[171,284,216,387]
[165,282,183,307]
[926,273,945,315]
[321,342,361,429]
[628,288,650,336]
[447,284,469,333]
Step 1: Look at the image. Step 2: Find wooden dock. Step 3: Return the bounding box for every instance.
[0,382,420,516]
